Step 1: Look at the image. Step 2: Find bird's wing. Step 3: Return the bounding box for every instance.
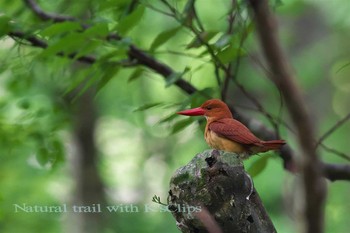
[208,118,261,145]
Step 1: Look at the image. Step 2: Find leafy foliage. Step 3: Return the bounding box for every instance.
[247,154,272,177]
[1,0,350,233]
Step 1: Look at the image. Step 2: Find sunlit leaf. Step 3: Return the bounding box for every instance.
[133,102,163,112]
[171,118,194,134]
[72,77,97,101]
[36,147,50,166]
[98,49,128,63]
[186,31,219,49]
[64,67,95,96]
[84,23,109,37]
[97,63,119,93]
[165,67,190,87]
[190,87,215,108]
[217,46,245,64]
[39,33,86,58]
[40,21,82,37]
[213,34,232,49]
[336,62,350,74]
[75,40,101,58]
[49,139,65,167]
[242,21,255,41]
[150,26,181,51]
[116,5,145,35]
[247,155,272,177]
[17,98,31,109]
[128,68,144,82]
[0,15,11,37]
[165,72,182,88]
[159,113,178,124]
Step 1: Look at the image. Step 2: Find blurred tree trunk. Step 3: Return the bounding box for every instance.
[68,91,107,233]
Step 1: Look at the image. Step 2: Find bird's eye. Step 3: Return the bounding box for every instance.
[205,106,212,110]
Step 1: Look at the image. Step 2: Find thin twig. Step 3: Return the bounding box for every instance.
[316,112,350,148]
[155,0,229,88]
[160,0,227,72]
[141,1,175,17]
[188,0,205,32]
[319,144,350,161]
[25,0,121,40]
[160,0,178,16]
[156,49,210,61]
[221,0,238,101]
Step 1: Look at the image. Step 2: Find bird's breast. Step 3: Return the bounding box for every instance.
[205,129,246,153]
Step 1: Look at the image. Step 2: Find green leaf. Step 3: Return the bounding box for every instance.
[73,75,98,101]
[99,49,128,63]
[49,139,65,167]
[165,67,190,87]
[64,67,94,96]
[117,5,145,35]
[247,155,271,177]
[84,23,109,37]
[98,0,127,11]
[150,26,181,51]
[128,68,144,82]
[159,113,178,124]
[97,63,119,93]
[40,21,82,37]
[242,21,255,41]
[189,87,215,108]
[165,72,182,88]
[39,33,86,57]
[36,147,50,166]
[133,102,163,112]
[214,34,232,49]
[217,46,245,64]
[17,98,31,109]
[171,118,194,134]
[74,40,101,58]
[0,15,11,37]
[336,62,350,74]
[186,31,219,49]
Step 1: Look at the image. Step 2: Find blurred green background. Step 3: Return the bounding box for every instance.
[0,0,349,232]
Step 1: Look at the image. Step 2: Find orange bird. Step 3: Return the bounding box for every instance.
[177,99,285,159]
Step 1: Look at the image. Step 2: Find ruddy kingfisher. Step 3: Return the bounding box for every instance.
[177,99,286,159]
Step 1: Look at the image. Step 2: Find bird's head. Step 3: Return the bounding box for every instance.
[177,99,233,120]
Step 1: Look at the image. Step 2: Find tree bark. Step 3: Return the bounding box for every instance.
[69,91,108,233]
[168,149,276,233]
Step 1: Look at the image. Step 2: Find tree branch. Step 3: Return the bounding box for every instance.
[8,29,350,183]
[248,0,327,232]
[21,0,197,95]
[319,144,350,162]
[9,31,96,64]
[8,1,350,183]
[322,163,350,182]
[23,0,76,22]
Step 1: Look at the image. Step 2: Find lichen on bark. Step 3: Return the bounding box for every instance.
[168,149,277,233]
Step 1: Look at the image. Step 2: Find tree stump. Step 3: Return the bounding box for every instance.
[168,149,277,233]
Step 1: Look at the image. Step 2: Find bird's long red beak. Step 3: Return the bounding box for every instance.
[177,107,205,116]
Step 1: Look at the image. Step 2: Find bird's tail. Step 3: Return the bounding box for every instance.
[260,140,286,152]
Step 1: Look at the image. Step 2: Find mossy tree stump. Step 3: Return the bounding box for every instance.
[168,149,277,233]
